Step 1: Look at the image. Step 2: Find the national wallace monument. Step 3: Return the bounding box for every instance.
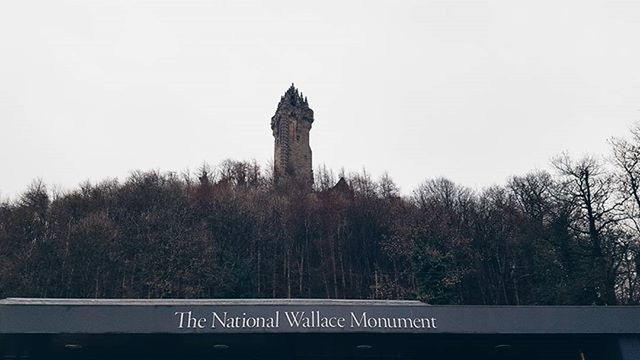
[271,84,314,188]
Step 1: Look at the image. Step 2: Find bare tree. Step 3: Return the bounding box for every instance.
[552,153,626,304]
[610,126,640,303]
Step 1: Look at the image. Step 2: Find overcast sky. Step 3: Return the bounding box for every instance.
[1,0,639,199]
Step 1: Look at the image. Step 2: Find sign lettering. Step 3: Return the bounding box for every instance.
[174,310,437,331]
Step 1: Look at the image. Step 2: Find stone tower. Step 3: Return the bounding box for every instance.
[271,84,314,188]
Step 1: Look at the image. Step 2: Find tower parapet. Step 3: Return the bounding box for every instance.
[271,84,314,188]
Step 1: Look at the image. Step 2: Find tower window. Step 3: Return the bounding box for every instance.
[296,135,300,142]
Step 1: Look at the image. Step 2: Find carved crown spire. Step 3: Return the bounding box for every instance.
[279,83,309,108]
[271,83,314,130]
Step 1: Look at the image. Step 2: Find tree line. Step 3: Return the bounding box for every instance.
[2,128,640,304]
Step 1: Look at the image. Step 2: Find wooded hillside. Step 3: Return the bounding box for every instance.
[3,129,640,304]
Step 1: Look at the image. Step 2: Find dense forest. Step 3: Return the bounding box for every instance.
[3,128,640,305]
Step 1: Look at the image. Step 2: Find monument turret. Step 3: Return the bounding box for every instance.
[271,84,314,188]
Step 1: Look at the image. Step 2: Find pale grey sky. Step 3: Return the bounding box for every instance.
[1,0,639,198]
